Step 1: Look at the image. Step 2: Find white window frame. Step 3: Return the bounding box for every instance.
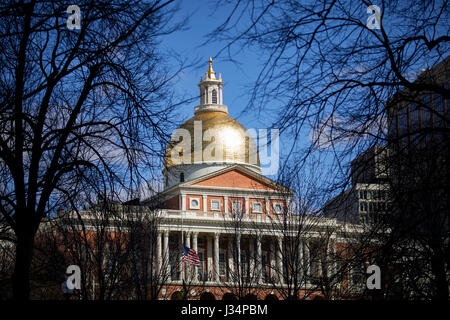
[252,201,262,213]
[273,202,283,214]
[189,197,200,210]
[231,200,242,213]
[210,199,221,211]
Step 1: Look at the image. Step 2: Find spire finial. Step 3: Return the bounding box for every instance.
[206,57,217,80]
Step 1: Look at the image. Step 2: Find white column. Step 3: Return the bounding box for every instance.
[245,197,249,216]
[322,242,328,278]
[270,239,276,282]
[224,196,228,213]
[164,231,170,281]
[179,231,184,281]
[185,232,191,281]
[249,236,255,280]
[207,235,213,281]
[181,194,186,211]
[228,236,233,281]
[332,239,337,276]
[214,233,220,282]
[157,231,162,275]
[277,236,283,284]
[298,238,303,280]
[256,235,262,284]
[192,232,198,282]
[265,197,270,214]
[203,196,207,212]
[236,233,241,276]
[305,240,310,283]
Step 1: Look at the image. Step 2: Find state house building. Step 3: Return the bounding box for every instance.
[138,59,362,300]
[62,59,363,301]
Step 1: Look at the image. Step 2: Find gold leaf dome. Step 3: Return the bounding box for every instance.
[164,110,260,169]
[164,58,260,178]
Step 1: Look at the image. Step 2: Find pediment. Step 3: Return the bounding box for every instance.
[189,166,278,191]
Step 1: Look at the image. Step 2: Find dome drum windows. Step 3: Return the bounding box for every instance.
[200,88,206,104]
[212,89,217,104]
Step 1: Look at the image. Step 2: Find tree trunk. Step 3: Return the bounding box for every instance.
[12,222,37,300]
[431,252,449,300]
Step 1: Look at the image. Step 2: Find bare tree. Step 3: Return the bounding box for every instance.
[262,163,340,300]
[123,204,170,300]
[0,0,186,299]
[210,0,449,300]
[56,198,131,300]
[219,199,262,300]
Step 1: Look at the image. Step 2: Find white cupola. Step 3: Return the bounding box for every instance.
[194,57,228,115]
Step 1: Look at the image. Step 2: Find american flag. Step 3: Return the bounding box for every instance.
[182,245,200,266]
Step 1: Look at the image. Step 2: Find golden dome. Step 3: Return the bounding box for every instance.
[164,110,260,168]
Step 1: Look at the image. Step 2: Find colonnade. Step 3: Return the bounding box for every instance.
[154,230,337,285]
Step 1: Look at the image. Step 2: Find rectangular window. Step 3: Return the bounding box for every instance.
[351,263,365,285]
[262,253,269,282]
[388,114,397,138]
[373,190,379,200]
[409,103,420,131]
[231,200,243,214]
[434,93,445,128]
[170,248,180,280]
[210,199,221,211]
[219,249,226,276]
[360,201,368,212]
[252,201,262,213]
[273,203,283,214]
[398,106,408,136]
[197,250,205,281]
[240,251,247,275]
[421,94,433,127]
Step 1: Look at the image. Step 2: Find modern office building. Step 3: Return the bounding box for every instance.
[323,146,389,225]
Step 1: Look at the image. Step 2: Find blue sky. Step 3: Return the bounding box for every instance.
[160,0,272,130]
[157,0,292,180]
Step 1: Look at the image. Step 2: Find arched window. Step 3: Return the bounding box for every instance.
[212,89,217,104]
[180,172,184,183]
